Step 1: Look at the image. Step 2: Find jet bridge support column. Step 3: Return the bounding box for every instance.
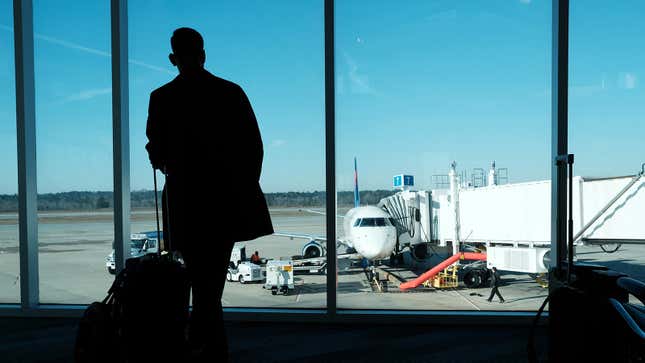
[449,162,461,256]
[488,161,497,186]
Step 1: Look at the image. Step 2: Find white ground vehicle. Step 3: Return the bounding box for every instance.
[227,245,264,284]
[106,232,160,274]
[263,259,294,295]
[227,261,263,284]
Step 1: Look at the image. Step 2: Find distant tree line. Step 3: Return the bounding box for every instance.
[264,190,396,208]
[0,190,398,212]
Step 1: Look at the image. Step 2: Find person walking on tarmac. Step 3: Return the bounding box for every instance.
[145,27,274,362]
[487,267,505,303]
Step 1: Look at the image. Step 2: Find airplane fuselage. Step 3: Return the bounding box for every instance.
[343,206,398,260]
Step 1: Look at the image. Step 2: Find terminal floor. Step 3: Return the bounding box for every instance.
[1,317,548,363]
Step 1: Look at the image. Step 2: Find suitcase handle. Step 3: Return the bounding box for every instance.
[153,168,171,254]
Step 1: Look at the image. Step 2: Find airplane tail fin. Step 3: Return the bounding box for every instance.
[354,157,360,208]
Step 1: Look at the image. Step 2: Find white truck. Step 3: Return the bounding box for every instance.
[105,232,160,274]
[227,245,264,284]
[263,259,294,295]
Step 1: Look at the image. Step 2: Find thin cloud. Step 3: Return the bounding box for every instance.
[129,59,174,74]
[0,24,174,75]
[570,74,608,96]
[342,52,374,95]
[65,87,112,102]
[35,33,111,58]
[336,75,346,95]
[271,139,287,147]
[570,84,604,97]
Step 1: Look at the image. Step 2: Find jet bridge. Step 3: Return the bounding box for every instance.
[379,163,645,276]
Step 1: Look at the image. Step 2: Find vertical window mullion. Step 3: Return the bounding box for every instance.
[550,0,569,283]
[14,0,39,310]
[325,0,337,318]
[111,0,130,273]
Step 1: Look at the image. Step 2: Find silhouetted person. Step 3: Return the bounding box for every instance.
[250,250,261,264]
[145,27,273,361]
[487,267,505,303]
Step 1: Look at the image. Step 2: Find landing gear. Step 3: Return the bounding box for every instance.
[411,243,428,260]
[364,265,375,282]
[463,268,489,288]
[389,253,404,266]
[363,264,386,292]
[463,270,483,288]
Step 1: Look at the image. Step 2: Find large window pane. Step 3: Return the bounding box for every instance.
[336,1,551,310]
[35,0,113,303]
[570,2,645,289]
[129,1,325,308]
[0,0,20,303]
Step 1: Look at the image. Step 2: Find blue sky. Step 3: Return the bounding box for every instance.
[0,0,644,195]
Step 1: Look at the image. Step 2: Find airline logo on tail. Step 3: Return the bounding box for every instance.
[354,157,360,208]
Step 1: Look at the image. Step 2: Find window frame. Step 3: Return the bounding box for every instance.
[3,0,568,324]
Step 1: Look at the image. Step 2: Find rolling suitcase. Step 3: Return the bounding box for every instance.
[75,168,190,363]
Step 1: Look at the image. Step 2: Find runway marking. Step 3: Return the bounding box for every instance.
[452,290,481,311]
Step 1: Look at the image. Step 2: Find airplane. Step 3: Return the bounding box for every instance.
[274,157,399,262]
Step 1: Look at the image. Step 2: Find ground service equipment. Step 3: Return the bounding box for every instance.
[264,259,294,295]
[227,261,263,284]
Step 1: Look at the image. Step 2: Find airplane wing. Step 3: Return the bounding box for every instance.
[298,209,345,218]
[272,232,351,248]
[273,232,327,242]
[272,232,363,261]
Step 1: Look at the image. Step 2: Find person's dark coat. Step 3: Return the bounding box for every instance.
[491,269,502,287]
[145,69,273,247]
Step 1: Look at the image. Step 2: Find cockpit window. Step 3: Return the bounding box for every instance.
[353,218,362,227]
[358,218,389,227]
[360,218,375,227]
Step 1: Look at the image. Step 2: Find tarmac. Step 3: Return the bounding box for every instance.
[0,208,643,311]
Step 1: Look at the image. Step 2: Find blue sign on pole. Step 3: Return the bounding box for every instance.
[393,175,402,187]
[404,175,414,186]
[394,174,414,189]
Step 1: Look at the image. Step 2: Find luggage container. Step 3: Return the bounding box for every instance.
[263,259,294,295]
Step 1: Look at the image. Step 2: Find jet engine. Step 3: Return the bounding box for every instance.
[302,240,325,259]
